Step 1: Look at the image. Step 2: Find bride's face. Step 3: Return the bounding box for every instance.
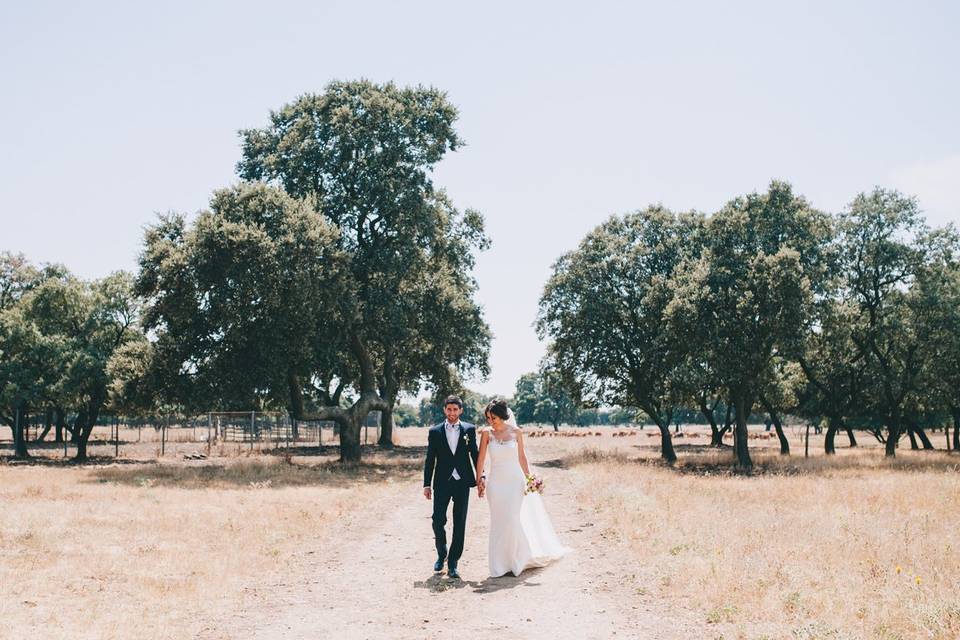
[486,412,504,428]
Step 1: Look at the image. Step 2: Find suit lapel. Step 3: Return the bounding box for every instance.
[439,423,455,460]
[453,423,464,456]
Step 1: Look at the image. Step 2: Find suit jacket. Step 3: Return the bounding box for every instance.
[423,421,480,489]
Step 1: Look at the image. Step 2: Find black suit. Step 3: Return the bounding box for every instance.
[423,421,480,565]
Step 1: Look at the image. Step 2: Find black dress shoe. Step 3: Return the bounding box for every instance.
[448,565,460,579]
[434,558,444,572]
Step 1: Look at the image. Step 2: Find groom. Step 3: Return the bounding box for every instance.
[423,395,483,579]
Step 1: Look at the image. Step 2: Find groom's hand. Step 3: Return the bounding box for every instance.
[423,487,431,500]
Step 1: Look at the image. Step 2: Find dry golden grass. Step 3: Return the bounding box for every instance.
[3,425,958,640]
[567,445,960,639]
[0,456,415,640]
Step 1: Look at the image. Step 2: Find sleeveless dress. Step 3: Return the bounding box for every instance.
[484,428,571,577]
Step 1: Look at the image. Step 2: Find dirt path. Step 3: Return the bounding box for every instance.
[199,463,701,640]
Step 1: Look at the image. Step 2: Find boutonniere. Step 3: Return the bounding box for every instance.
[462,432,470,445]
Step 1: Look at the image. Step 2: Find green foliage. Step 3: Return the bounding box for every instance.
[512,361,578,428]
[128,81,491,461]
[233,81,490,459]
[0,264,143,459]
[137,183,344,411]
[666,182,832,466]
[838,188,934,454]
[418,388,491,425]
[392,402,420,427]
[512,372,539,424]
[538,206,689,424]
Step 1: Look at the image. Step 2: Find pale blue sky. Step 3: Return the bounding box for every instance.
[2,1,958,396]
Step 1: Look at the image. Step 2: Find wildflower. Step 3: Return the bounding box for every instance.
[895,566,901,574]
[915,576,921,585]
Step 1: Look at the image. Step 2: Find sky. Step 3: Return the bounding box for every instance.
[2,0,958,397]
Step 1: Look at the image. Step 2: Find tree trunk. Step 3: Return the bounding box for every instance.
[287,371,306,420]
[70,416,81,443]
[708,425,721,446]
[656,420,677,464]
[884,411,901,457]
[732,392,752,470]
[825,416,839,455]
[713,402,733,447]
[952,407,960,451]
[13,406,30,459]
[760,396,789,455]
[700,397,721,447]
[552,420,559,432]
[377,396,396,449]
[74,410,91,461]
[338,415,361,462]
[75,432,89,460]
[288,336,390,462]
[37,408,53,441]
[339,386,389,462]
[906,423,919,450]
[845,425,858,447]
[914,424,934,450]
[773,418,789,455]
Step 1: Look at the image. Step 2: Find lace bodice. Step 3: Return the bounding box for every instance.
[480,425,519,444]
[482,426,520,470]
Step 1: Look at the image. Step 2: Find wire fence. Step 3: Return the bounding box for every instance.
[0,410,386,460]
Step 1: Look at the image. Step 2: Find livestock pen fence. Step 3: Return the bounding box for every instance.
[0,409,385,459]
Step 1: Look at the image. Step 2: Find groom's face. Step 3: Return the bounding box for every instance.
[444,403,463,424]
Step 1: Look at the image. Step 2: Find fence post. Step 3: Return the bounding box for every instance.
[804,423,810,458]
[207,413,212,456]
[162,415,167,457]
[114,415,119,458]
[250,411,255,450]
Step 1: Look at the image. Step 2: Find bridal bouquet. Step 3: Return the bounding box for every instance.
[525,474,544,495]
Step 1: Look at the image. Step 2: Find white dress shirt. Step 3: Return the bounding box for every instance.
[445,421,461,480]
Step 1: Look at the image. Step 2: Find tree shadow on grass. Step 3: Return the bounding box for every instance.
[0,454,145,467]
[262,443,428,460]
[87,456,423,489]
[557,446,960,477]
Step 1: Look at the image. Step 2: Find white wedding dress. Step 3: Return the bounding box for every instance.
[483,417,571,577]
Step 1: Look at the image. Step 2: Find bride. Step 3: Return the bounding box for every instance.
[477,399,571,577]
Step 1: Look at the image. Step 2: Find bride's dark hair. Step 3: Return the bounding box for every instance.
[484,398,510,421]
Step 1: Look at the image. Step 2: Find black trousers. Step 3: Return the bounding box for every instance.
[432,477,470,565]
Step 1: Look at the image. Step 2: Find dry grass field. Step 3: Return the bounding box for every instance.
[0,452,418,639]
[1,424,958,639]
[568,447,960,639]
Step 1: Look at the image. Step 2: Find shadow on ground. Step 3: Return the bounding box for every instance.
[83,445,429,489]
[548,445,960,477]
[0,454,145,467]
[413,567,545,594]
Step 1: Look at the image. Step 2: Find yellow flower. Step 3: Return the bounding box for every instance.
[915,576,921,585]
[895,566,902,574]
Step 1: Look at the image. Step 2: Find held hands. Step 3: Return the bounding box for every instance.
[477,477,486,498]
[423,487,431,500]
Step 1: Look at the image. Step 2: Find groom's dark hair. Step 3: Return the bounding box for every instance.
[443,395,463,408]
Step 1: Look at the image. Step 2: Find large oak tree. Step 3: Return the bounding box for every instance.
[538,206,691,463]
